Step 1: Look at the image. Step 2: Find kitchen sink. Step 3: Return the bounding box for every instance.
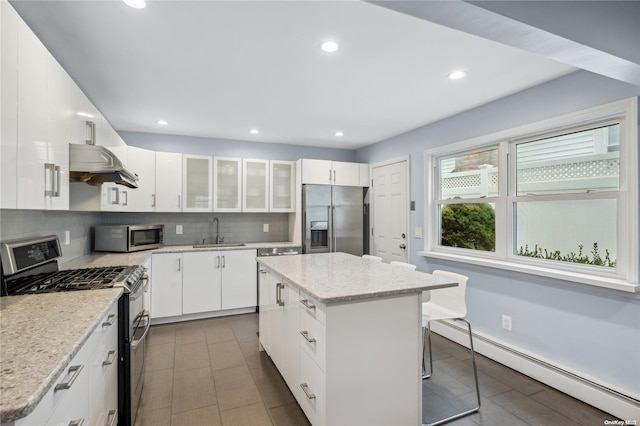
[192,242,246,248]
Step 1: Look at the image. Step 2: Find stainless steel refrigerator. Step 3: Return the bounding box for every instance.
[302,185,366,256]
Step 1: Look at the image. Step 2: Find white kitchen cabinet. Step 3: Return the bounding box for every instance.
[125,146,156,212]
[214,156,242,212]
[155,151,183,212]
[13,300,119,426]
[151,253,183,319]
[183,155,212,212]
[259,266,421,426]
[301,159,367,187]
[243,158,269,212]
[359,163,370,187]
[1,0,18,209]
[270,160,296,212]
[16,14,70,210]
[182,251,222,314]
[220,249,258,309]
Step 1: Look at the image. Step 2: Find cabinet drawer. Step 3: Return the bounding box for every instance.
[298,350,326,426]
[299,308,326,372]
[88,308,119,425]
[299,291,325,325]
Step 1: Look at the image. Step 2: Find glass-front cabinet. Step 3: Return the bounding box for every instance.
[270,160,296,212]
[214,157,242,212]
[183,155,213,212]
[243,159,269,212]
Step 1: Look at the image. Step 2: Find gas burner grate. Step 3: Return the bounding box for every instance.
[8,266,130,295]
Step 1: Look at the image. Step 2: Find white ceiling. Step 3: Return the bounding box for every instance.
[11,0,576,150]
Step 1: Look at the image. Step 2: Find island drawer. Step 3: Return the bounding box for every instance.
[299,306,326,371]
[298,349,326,426]
[299,290,325,325]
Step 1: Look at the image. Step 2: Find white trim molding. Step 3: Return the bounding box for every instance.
[431,320,640,421]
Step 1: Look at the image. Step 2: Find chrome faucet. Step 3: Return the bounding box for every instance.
[212,217,223,244]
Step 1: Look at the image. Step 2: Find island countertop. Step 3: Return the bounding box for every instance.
[257,252,457,303]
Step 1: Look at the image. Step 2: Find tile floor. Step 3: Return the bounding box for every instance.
[136,313,617,426]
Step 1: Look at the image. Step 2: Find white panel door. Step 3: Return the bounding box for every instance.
[155,151,183,212]
[151,253,183,318]
[221,249,258,310]
[183,251,222,314]
[372,160,409,263]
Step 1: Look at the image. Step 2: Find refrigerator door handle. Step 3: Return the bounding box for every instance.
[328,205,333,252]
[332,205,337,252]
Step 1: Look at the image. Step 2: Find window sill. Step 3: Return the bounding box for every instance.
[418,250,640,294]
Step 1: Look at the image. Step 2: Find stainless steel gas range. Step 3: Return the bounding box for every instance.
[0,235,149,426]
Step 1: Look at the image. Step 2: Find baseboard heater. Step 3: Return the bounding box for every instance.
[430,320,640,420]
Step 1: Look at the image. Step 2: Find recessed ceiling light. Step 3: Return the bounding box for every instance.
[448,70,466,80]
[157,120,168,126]
[334,131,344,137]
[250,129,259,135]
[123,0,146,9]
[320,41,339,53]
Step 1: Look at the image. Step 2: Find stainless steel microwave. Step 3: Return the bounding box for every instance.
[94,224,164,252]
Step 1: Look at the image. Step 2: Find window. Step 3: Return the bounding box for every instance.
[422,99,638,292]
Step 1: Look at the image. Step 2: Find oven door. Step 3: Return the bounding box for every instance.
[130,309,150,426]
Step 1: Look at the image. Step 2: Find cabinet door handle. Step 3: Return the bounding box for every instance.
[44,163,55,196]
[102,350,117,366]
[328,169,332,183]
[177,195,181,208]
[333,169,336,183]
[176,258,181,271]
[105,409,118,426]
[122,191,128,206]
[54,165,61,197]
[222,255,225,268]
[85,120,96,145]
[300,330,316,343]
[110,187,119,205]
[69,419,85,426]
[55,364,84,391]
[300,383,316,399]
[102,313,117,327]
[259,269,267,275]
[300,299,316,310]
[152,194,156,207]
[216,256,220,268]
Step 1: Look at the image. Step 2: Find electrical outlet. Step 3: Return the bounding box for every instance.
[263,224,269,232]
[176,225,183,234]
[64,230,70,245]
[502,315,512,331]
[414,227,423,239]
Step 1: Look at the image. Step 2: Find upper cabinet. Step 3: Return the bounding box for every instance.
[243,158,269,212]
[155,152,183,212]
[1,1,19,209]
[69,80,100,147]
[214,157,242,212]
[15,8,69,210]
[183,155,212,212]
[270,160,296,212]
[125,146,156,212]
[301,159,368,187]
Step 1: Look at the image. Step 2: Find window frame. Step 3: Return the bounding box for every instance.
[421,98,639,293]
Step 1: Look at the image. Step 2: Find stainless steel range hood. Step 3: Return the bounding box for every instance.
[69,144,139,188]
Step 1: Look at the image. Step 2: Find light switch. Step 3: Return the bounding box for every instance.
[176,225,183,234]
[414,227,423,239]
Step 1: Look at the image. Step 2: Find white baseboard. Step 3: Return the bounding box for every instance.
[430,321,640,421]
[150,306,256,325]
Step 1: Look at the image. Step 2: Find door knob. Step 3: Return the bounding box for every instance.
[399,243,407,249]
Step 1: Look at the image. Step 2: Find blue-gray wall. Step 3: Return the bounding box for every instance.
[355,70,640,397]
[120,131,356,162]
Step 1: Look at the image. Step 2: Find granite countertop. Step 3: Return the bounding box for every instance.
[257,252,457,303]
[0,288,123,423]
[60,250,153,270]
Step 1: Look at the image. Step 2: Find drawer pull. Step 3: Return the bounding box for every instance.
[103,350,117,366]
[300,299,316,310]
[69,419,84,426]
[55,364,83,392]
[102,313,117,327]
[300,330,316,343]
[105,409,118,426]
[300,383,316,400]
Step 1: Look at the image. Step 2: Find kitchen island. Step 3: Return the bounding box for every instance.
[256,252,457,426]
